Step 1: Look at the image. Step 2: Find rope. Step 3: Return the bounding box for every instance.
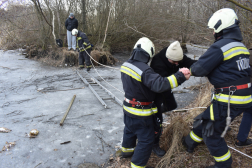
[84,49,125,94]
[85,50,121,70]
[228,145,252,159]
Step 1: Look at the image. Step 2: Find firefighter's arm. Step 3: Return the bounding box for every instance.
[142,68,187,93]
[80,34,90,48]
[190,45,223,77]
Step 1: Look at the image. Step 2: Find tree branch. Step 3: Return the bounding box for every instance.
[226,0,252,12]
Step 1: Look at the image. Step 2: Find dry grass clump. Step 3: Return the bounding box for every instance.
[24,46,118,67]
[157,82,214,168]
[91,50,118,66]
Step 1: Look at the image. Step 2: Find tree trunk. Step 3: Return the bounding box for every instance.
[82,0,87,32]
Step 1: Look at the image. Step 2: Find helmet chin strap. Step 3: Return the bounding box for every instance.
[214,30,223,40]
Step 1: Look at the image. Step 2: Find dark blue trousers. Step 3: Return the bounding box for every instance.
[185,105,247,168]
[237,106,252,142]
[122,114,155,167]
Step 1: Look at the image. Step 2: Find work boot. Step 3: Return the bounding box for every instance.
[235,138,252,148]
[152,144,166,157]
[182,137,194,153]
[87,67,91,72]
[78,67,84,70]
[121,152,133,158]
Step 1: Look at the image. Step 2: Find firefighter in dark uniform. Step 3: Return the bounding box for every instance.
[72,29,92,71]
[183,8,252,168]
[150,41,197,157]
[120,37,191,168]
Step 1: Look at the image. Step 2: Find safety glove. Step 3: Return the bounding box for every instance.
[193,113,204,128]
[202,120,214,137]
[79,46,84,51]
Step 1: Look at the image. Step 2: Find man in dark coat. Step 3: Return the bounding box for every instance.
[150,41,196,157]
[65,13,78,51]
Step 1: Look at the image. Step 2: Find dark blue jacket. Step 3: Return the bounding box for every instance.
[121,49,186,119]
[190,27,251,108]
[65,17,78,31]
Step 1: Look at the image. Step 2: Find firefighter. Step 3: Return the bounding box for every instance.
[120,37,190,168]
[150,41,197,157]
[183,8,252,168]
[72,29,92,71]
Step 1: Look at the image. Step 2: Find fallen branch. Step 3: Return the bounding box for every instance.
[60,95,76,126]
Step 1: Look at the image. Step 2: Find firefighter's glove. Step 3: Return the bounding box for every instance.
[202,120,214,137]
[193,113,204,128]
[79,47,84,51]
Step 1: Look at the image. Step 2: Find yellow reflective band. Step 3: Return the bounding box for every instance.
[210,104,214,121]
[223,47,250,61]
[123,105,157,117]
[190,68,193,76]
[79,65,84,68]
[131,162,145,168]
[167,75,178,89]
[213,150,231,162]
[77,37,82,40]
[190,131,203,143]
[121,66,141,82]
[83,42,87,45]
[86,65,92,68]
[214,94,252,104]
[122,147,135,153]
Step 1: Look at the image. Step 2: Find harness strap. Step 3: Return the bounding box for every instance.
[215,83,251,93]
[221,87,234,138]
[124,97,153,107]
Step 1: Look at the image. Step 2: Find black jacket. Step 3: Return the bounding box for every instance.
[76,31,91,52]
[121,48,186,119]
[190,27,251,108]
[150,47,197,112]
[65,17,78,31]
[150,47,197,77]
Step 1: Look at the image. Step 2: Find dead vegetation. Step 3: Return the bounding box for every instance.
[23,45,118,67]
[106,82,252,168]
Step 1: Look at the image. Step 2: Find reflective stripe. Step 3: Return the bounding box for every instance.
[77,37,82,48]
[213,150,231,162]
[79,65,84,67]
[221,42,245,52]
[210,104,214,121]
[121,66,141,82]
[167,75,178,89]
[80,45,91,52]
[122,147,135,153]
[214,94,252,104]
[223,47,249,61]
[122,62,143,76]
[190,131,203,143]
[123,105,157,117]
[131,162,145,168]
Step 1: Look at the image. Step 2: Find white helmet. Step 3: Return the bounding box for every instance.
[208,8,238,33]
[72,29,78,36]
[133,37,155,58]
